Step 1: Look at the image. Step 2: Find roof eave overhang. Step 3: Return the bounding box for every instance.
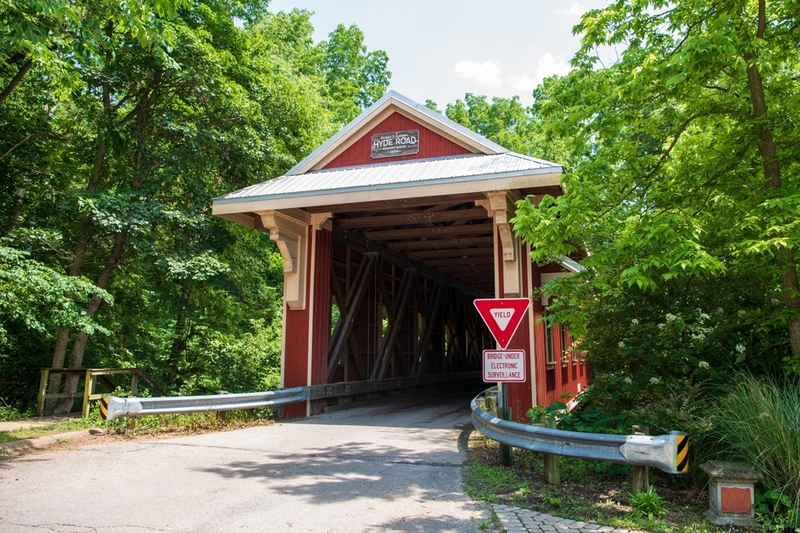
[212,166,564,218]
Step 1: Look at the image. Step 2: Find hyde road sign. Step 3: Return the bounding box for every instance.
[473,298,530,349]
[483,350,526,383]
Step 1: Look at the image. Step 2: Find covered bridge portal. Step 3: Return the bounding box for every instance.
[213,91,588,419]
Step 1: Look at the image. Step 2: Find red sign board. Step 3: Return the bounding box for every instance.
[474,298,530,349]
[483,350,526,383]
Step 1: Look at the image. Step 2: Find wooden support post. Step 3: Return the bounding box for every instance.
[126,417,136,434]
[631,425,650,494]
[131,372,139,397]
[81,370,93,418]
[37,368,49,417]
[543,417,560,484]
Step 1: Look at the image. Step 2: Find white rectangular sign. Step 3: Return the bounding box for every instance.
[482,350,526,383]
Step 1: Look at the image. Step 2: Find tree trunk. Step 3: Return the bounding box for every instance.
[46,139,107,412]
[165,287,190,390]
[780,254,800,357]
[53,229,128,413]
[744,1,800,360]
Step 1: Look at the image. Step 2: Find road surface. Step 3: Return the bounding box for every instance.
[0,385,493,532]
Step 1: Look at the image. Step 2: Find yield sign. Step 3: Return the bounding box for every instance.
[474,298,530,349]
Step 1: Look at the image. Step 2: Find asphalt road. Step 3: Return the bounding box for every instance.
[0,385,493,533]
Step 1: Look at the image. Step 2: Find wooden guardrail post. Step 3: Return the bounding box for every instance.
[631,425,650,493]
[37,367,163,418]
[543,417,560,484]
[37,368,50,417]
[81,369,94,418]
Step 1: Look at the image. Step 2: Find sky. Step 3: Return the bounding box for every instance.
[267,0,611,109]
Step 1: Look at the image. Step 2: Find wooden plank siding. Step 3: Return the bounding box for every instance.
[323,112,472,169]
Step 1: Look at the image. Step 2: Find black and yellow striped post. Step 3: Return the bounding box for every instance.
[99,396,109,420]
[675,431,689,472]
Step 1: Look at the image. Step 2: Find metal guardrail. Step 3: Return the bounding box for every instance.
[471,393,689,474]
[102,387,308,421]
[101,372,482,421]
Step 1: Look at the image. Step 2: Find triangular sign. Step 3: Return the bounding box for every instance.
[473,298,531,349]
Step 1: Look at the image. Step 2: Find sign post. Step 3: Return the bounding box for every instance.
[474,298,530,466]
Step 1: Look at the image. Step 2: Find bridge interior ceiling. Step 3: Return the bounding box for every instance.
[308,192,496,295]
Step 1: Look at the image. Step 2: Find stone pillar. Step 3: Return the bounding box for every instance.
[700,460,763,527]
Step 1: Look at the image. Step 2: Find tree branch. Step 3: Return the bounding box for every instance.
[0,59,33,106]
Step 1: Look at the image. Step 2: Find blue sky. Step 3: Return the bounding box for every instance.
[267,0,611,108]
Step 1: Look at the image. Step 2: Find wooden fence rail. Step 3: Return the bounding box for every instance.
[37,368,164,418]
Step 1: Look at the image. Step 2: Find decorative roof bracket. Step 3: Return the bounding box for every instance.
[477,191,521,262]
[260,209,311,310]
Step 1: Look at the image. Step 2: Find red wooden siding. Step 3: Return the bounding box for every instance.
[323,112,472,169]
[498,240,588,421]
[282,226,314,418]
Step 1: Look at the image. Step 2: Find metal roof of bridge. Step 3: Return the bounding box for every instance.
[215,152,561,205]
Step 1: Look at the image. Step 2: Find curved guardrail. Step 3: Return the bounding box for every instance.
[471,393,688,474]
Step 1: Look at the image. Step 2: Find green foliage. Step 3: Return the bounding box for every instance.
[0,0,187,105]
[702,373,800,528]
[756,484,800,533]
[445,94,545,157]
[629,486,666,520]
[0,401,32,421]
[319,23,390,125]
[513,0,800,371]
[0,246,111,340]
[547,496,562,509]
[466,435,711,533]
[0,0,391,409]
[526,401,567,424]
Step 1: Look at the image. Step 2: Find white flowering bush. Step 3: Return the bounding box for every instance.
[540,269,791,438]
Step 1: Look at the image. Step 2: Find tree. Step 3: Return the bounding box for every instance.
[0,0,183,106]
[0,1,392,411]
[445,94,539,155]
[319,24,390,125]
[513,0,800,372]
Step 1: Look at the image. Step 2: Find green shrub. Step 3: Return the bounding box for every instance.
[628,485,666,519]
[704,373,800,529]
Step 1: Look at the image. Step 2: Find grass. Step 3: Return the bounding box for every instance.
[463,431,730,533]
[0,416,98,443]
[0,407,276,447]
[704,373,800,532]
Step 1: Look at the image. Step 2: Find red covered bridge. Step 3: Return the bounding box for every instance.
[212,91,587,419]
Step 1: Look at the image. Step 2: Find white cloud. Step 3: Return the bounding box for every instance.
[452,53,571,102]
[453,59,504,89]
[536,52,571,79]
[507,53,571,94]
[553,2,586,17]
[507,74,537,93]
